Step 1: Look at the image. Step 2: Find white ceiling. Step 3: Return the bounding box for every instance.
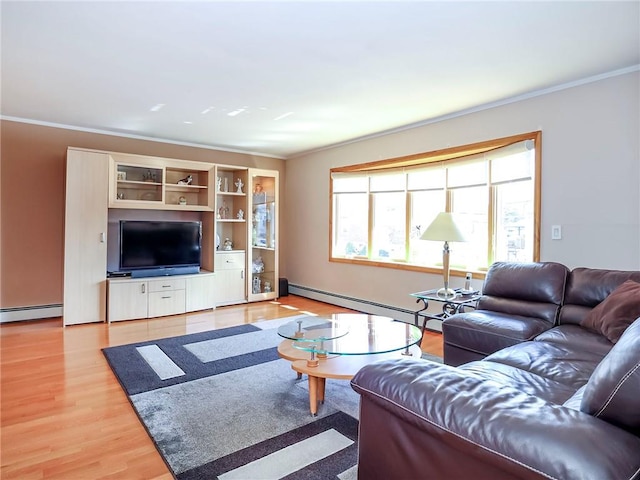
[2,1,639,159]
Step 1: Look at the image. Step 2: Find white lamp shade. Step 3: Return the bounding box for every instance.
[420,212,468,243]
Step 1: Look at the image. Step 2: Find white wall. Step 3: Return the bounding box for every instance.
[283,71,640,319]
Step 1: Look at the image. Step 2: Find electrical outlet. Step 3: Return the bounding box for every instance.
[551,225,562,240]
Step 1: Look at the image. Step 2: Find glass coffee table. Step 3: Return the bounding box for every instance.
[277,314,423,415]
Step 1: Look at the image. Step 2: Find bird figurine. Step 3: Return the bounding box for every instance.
[177,175,193,185]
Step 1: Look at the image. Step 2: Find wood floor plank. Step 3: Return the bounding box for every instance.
[1,295,443,478]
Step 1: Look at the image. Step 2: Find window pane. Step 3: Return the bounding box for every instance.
[333,193,368,257]
[448,162,487,188]
[333,176,368,193]
[451,186,488,270]
[491,150,534,183]
[407,168,445,190]
[409,190,446,266]
[371,192,405,260]
[494,180,534,262]
[370,173,405,192]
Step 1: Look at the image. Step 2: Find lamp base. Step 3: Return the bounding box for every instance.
[436,287,458,300]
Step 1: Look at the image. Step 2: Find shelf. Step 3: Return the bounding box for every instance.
[252,270,276,276]
[118,180,162,187]
[216,191,246,196]
[252,195,275,205]
[111,158,214,210]
[166,184,208,192]
[252,245,275,251]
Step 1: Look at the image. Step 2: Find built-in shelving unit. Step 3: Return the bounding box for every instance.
[213,166,248,305]
[248,169,279,302]
[63,147,279,326]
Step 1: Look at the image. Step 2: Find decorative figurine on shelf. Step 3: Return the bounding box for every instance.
[253,276,261,294]
[217,176,222,191]
[218,201,230,219]
[235,178,244,194]
[223,238,233,251]
[253,183,266,203]
[143,169,156,182]
[237,209,244,220]
[264,281,272,293]
[178,175,193,185]
[252,256,264,273]
[179,196,187,205]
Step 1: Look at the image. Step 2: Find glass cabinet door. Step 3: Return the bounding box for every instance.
[249,169,279,301]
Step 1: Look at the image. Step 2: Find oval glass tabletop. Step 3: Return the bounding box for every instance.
[291,314,422,355]
[277,316,349,342]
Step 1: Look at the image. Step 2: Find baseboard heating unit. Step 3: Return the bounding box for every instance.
[288,284,442,331]
[0,304,63,323]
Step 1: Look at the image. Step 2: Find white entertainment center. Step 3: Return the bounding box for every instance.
[63,147,279,326]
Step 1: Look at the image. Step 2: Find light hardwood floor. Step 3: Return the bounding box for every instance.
[1,295,443,479]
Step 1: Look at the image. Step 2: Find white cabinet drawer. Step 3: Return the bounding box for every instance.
[216,252,245,270]
[148,278,186,293]
[148,290,186,317]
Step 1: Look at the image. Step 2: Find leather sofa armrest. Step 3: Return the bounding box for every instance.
[351,359,640,480]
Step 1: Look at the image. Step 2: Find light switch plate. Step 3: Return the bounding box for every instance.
[551,225,562,240]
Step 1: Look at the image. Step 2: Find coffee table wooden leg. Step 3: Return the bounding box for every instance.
[308,375,318,416]
[318,377,326,404]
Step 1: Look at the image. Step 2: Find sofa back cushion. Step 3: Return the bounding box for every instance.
[559,268,640,325]
[580,317,640,434]
[477,262,569,324]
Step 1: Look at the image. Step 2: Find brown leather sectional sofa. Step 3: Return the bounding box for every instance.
[351,262,640,479]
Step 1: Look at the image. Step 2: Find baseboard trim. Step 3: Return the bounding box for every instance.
[0,304,63,323]
[289,284,442,332]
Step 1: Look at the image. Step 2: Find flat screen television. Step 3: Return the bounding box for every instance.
[119,220,202,277]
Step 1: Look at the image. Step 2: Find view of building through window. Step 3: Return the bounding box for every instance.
[330,133,539,274]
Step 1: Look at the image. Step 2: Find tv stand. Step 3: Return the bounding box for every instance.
[107,271,215,322]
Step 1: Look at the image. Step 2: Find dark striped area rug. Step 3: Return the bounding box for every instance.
[102,316,361,479]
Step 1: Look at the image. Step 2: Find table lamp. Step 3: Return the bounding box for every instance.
[420,212,469,299]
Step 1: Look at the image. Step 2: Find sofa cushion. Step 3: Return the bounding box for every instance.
[477,261,568,324]
[534,324,613,352]
[461,361,578,404]
[560,268,640,325]
[581,318,640,434]
[443,310,551,358]
[484,325,611,390]
[581,280,640,343]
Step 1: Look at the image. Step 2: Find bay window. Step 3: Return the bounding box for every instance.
[330,131,541,276]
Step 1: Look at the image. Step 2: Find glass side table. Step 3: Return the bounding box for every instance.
[410,288,481,332]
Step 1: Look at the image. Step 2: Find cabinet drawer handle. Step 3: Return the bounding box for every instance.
[162,285,172,288]
[142,284,145,294]
[161,296,171,299]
